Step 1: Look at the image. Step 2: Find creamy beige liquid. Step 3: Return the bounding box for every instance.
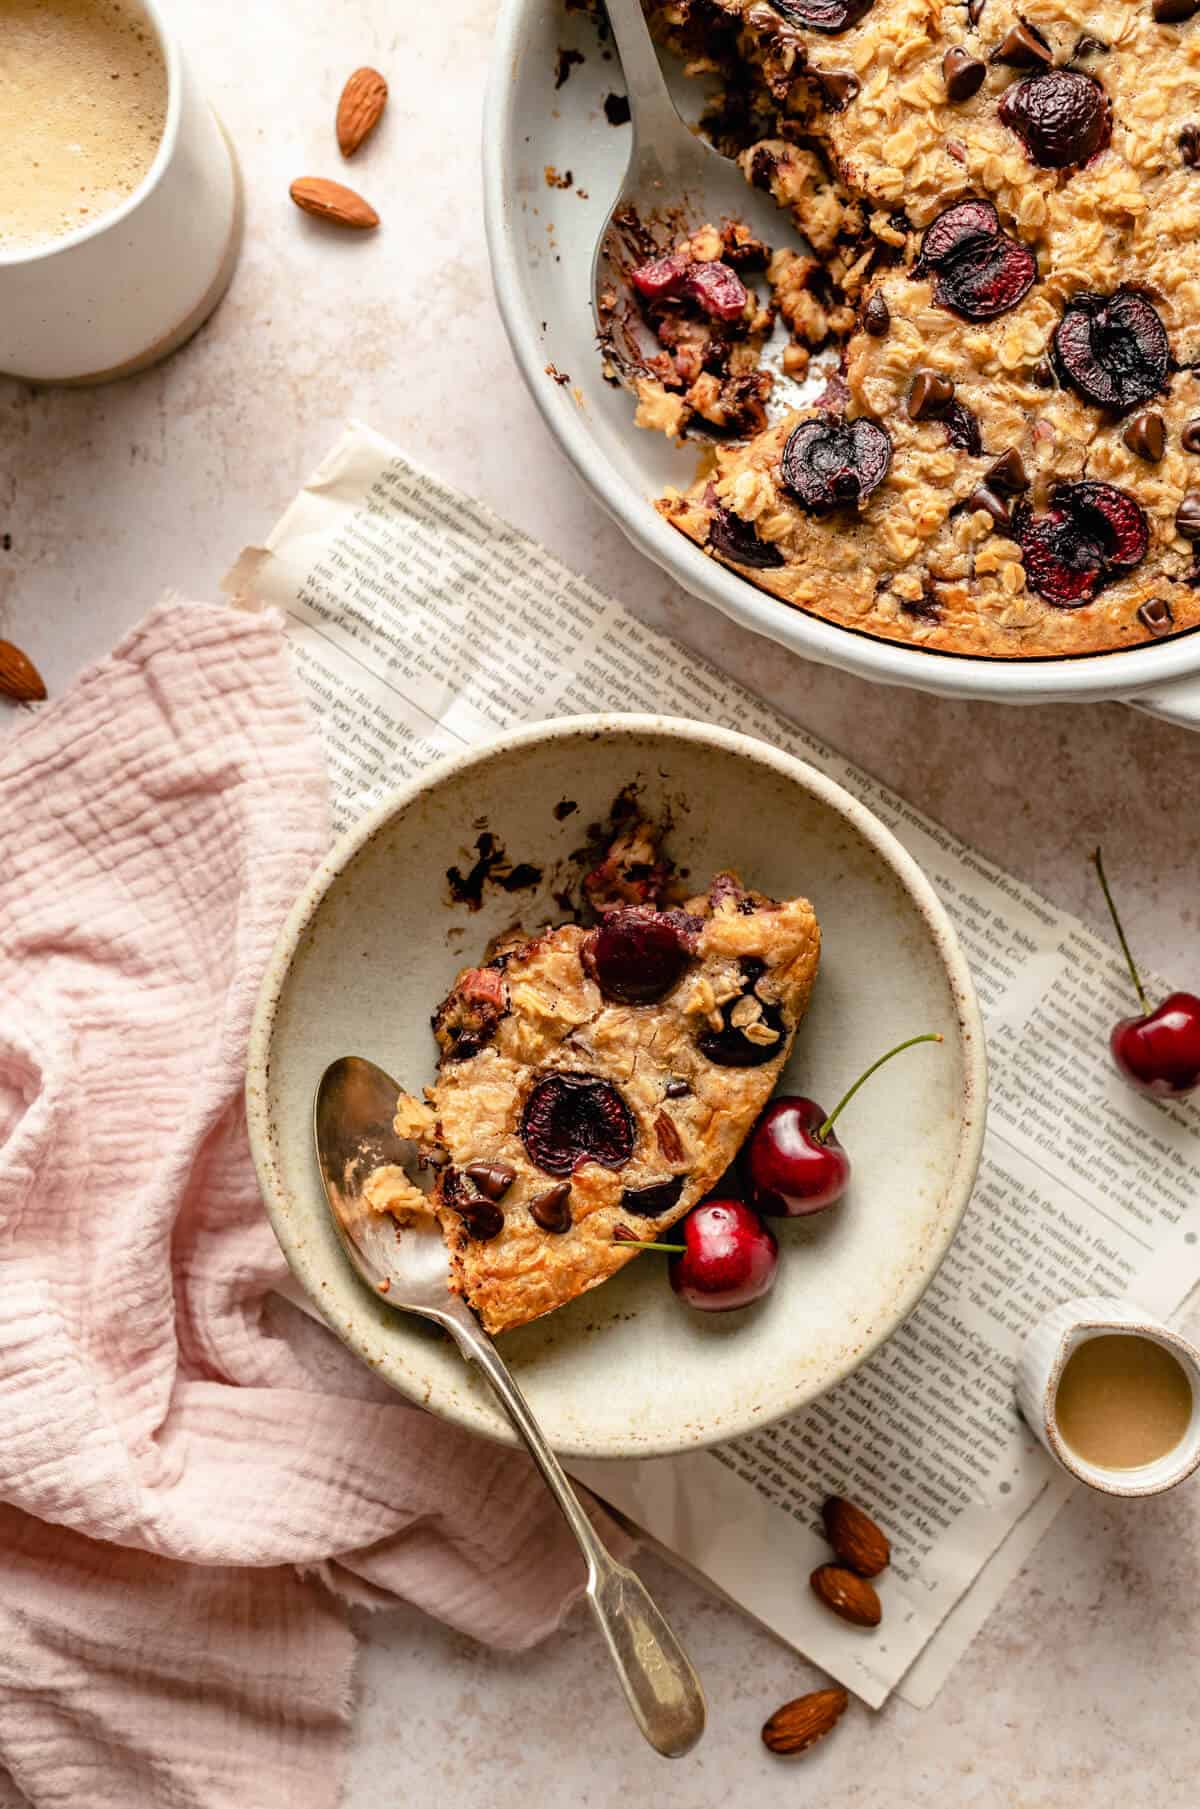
[0,0,167,254]
[1055,1334,1193,1470]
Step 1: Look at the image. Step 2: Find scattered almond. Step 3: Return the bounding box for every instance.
[289,176,380,230]
[810,1563,882,1628]
[0,639,47,704]
[762,1686,848,1756]
[336,66,388,157]
[823,1495,891,1578]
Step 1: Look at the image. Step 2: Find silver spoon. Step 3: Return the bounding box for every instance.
[591,0,802,389]
[313,1055,706,1760]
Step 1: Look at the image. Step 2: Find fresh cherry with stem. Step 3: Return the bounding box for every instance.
[615,1199,779,1312]
[740,1033,943,1216]
[1092,847,1200,1098]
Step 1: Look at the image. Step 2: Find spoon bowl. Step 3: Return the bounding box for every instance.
[313,1054,707,1760]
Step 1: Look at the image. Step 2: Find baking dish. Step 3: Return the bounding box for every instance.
[482,0,1200,727]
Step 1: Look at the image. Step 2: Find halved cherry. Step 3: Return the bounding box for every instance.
[1052,289,1170,414]
[582,906,699,1005]
[520,1073,635,1176]
[999,70,1112,169]
[683,262,749,322]
[914,199,1036,322]
[769,0,876,30]
[630,253,748,322]
[1014,481,1149,608]
[780,416,892,513]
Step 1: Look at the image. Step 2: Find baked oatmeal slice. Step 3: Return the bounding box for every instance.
[374,827,820,1335]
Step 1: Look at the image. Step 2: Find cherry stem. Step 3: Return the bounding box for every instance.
[613,1239,684,1254]
[816,1033,944,1143]
[1092,846,1149,1016]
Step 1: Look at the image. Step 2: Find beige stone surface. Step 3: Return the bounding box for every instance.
[3,0,1200,1801]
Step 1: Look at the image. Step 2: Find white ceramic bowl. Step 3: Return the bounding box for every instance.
[247,716,986,1459]
[482,0,1200,726]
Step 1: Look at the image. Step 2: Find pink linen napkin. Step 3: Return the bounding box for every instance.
[0,601,604,1809]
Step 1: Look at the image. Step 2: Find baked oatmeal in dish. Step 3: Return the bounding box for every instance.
[368,818,820,1334]
[612,0,1200,656]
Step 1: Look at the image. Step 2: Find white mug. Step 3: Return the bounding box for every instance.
[1017,1295,1200,1499]
[0,0,242,384]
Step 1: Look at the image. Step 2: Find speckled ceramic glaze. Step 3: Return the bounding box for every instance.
[246,716,986,1459]
[1018,1295,1200,1497]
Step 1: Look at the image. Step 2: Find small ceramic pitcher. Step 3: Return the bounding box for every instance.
[1017,1295,1200,1498]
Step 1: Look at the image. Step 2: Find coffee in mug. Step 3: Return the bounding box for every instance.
[0,0,241,384]
[0,0,168,255]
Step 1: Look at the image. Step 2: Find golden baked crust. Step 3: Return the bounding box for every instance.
[636,0,1200,657]
[384,867,820,1335]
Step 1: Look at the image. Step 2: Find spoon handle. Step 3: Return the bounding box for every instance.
[603,0,685,148]
[443,1308,706,1758]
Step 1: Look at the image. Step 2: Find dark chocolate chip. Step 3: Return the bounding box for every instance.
[665,1076,691,1098]
[1072,33,1108,56]
[987,446,1030,492]
[901,577,942,620]
[1138,597,1175,635]
[464,1160,517,1201]
[967,483,1012,527]
[967,0,985,21]
[943,45,987,100]
[529,1182,573,1233]
[603,92,631,126]
[1032,357,1056,388]
[620,1175,686,1216]
[821,69,860,107]
[461,1199,504,1241]
[992,21,1053,66]
[1176,492,1200,539]
[1181,123,1200,165]
[944,399,983,454]
[1123,410,1167,462]
[707,503,785,569]
[1184,419,1200,452]
[907,370,956,420]
[863,291,891,335]
[1154,0,1200,21]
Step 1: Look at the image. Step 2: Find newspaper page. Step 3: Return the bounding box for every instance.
[227,422,1200,1710]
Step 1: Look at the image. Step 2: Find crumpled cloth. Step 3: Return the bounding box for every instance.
[0,601,604,1809]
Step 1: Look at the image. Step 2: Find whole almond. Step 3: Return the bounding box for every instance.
[823,1495,891,1578]
[762,1686,848,1756]
[337,66,388,157]
[289,177,379,230]
[810,1563,882,1628]
[0,639,47,704]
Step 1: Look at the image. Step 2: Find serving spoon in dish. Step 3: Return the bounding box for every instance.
[592,0,804,390]
[313,1055,706,1760]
